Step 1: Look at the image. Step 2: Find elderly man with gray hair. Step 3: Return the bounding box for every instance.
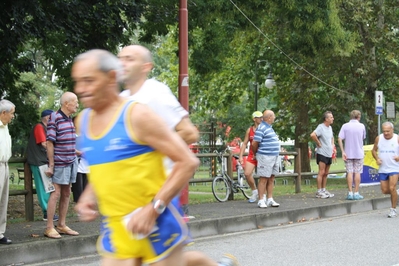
[372,121,399,218]
[0,99,15,244]
[338,110,366,200]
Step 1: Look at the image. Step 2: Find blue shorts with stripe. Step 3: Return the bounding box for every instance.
[97,197,190,263]
[379,172,399,181]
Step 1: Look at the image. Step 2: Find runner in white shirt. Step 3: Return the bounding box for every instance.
[118,45,238,266]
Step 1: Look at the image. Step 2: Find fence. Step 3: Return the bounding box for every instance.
[9,148,347,221]
[8,158,35,221]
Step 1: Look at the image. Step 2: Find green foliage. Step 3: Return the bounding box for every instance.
[2,0,399,164]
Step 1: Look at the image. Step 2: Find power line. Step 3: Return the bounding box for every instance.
[229,0,350,94]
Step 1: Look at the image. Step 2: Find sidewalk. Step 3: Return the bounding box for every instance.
[1,185,391,266]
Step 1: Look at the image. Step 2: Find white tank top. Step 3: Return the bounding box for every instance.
[378,133,399,173]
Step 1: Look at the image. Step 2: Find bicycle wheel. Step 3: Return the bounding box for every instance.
[212,176,230,202]
[238,174,252,199]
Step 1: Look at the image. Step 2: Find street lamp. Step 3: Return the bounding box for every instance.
[254,60,276,111]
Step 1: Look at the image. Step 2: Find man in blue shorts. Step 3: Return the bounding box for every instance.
[252,110,280,208]
[372,122,399,218]
[310,111,335,199]
[72,49,238,266]
[44,92,79,239]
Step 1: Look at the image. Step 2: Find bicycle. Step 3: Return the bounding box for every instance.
[211,149,252,202]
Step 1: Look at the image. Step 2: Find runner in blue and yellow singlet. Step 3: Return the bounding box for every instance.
[72,49,239,266]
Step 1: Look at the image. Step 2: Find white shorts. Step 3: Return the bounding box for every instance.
[256,154,279,177]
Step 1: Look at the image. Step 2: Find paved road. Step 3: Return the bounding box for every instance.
[27,209,399,266]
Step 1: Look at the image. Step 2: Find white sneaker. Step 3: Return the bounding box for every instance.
[258,200,267,208]
[388,208,397,218]
[324,190,334,198]
[316,191,329,199]
[218,254,239,266]
[267,199,280,207]
[248,191,258,203]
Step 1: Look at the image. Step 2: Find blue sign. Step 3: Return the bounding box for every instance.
[375,106,383,115]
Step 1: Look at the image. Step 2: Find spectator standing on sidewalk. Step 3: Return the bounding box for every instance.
[371,121,399,218]
[310,111,335,199]
[0,99,15,245]
[338,110,366,200]
[238,111,263,203]
[26,109,59,221]
[252,110,280,208]
[44,92,80,239]
[72,49,238,266]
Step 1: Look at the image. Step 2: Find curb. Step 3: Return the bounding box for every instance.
[187,197,390,238]
[2,235,98,266]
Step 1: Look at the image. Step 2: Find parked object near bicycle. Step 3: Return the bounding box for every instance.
[212,149,252,202]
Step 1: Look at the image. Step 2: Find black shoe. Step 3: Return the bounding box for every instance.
[0,237,12,245]
[43,214,59,222]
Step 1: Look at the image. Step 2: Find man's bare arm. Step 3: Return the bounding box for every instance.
[132,103,199,206]
[128,103,199,236]
[310,132,321,147]
[338,138,345,160]
[45,140,55,176]
[75,184,98,221]
[252,141,259,155]
[40,142,47,149]
[174,117,199,144]
[371,136,380,164]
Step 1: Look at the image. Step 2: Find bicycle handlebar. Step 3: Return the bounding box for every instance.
[212,149,243,168]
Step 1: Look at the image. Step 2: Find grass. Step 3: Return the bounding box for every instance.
[188,178,348,204]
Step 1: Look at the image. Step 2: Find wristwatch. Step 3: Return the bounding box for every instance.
[152,199,166,214]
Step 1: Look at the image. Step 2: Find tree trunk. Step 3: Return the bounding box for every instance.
[294,99,311,173]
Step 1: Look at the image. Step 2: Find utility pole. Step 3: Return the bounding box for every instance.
[179,0,190,215]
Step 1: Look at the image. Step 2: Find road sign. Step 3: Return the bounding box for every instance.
[375,91,383,115]
[376,106,383,115]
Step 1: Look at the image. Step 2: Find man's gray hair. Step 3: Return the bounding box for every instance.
[382,121,394,129]
[0,99,15,113]
[74,49,123,83]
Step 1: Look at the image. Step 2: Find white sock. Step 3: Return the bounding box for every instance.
[252,189,258,194]
[348,192,354,195]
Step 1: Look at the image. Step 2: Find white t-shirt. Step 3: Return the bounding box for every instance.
[377,133,399,173]
[120,79,188,172]
[78,157,90,174]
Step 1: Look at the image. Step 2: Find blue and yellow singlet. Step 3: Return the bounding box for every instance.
[79,100,189,262]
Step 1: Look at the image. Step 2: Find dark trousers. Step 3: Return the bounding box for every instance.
[71,172,88,203]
